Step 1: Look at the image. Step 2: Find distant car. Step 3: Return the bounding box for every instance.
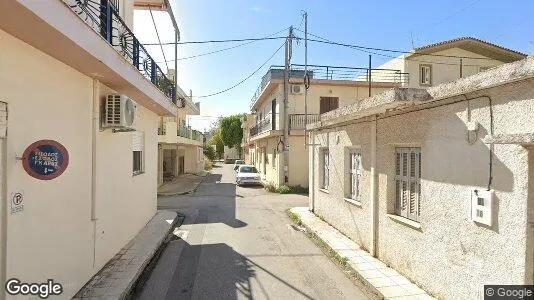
[235,165,261,186]
[233,160,245,171]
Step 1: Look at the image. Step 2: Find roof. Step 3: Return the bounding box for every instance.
[410,37,527,62]
[308,56,534,130]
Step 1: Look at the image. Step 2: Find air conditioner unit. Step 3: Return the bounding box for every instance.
[291,84,303,95]
[102,94,136,129]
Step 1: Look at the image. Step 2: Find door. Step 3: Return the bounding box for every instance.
[271,99,277,130]
[178,156,185,174]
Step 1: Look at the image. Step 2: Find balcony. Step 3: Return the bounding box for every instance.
[249,64,409,110]
[250,118,272,137]
[63,0,175,101]
[158,122,203,146]
[289,114,321,130]
[0,0,177,116]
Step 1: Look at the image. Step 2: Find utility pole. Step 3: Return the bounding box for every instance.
[303,11,309,149]
[282,26,293,184]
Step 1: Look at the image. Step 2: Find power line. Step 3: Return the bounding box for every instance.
[294,28,500,62]
[148,6,169,71]
[142,36,286,46]
[193,42,285,98]
[155,27,290,64]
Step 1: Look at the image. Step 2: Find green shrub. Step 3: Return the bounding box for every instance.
[264,182,277,193]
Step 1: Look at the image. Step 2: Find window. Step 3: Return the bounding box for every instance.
[273,150,277,169]
[419,64,432,86]
[319,97,339,114]
[133,131,145,175]
[347,150,362,200]
[320,149,329,190]
[395,148,421,221]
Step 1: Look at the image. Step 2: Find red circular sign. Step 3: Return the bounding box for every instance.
[22,140,69,180]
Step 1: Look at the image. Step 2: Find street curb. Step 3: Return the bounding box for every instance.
[287,207,434,300]
[74,210,181,300]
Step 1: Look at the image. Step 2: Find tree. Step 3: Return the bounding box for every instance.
[208,130,224,159]
[219,115,243,149]
[203,144,216,161]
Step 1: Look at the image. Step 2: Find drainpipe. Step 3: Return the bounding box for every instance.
[370,115,378,257]
[0,122,6,299]
[91,79,99,267]
[309,129,315,212]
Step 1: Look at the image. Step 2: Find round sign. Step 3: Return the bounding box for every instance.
[22,140,69,180]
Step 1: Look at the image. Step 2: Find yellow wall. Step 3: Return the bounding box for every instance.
[0,29,159,298]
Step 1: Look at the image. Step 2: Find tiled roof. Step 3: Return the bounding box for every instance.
[413,36,527,57]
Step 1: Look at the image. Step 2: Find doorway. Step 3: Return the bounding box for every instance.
[179,156,185,174]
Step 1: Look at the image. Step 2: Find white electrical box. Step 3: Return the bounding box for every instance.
[471,188,493,226]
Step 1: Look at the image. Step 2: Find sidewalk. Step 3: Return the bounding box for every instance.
[158,171,208,196]
[74,210,181,300]
[289,207,435,300]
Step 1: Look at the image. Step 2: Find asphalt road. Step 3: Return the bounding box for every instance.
[134,163,375,300]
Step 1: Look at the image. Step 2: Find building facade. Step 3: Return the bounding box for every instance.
[245,65,403,188]
[157,88,204,185]
[0,0,179,298]
[307,57,534,299]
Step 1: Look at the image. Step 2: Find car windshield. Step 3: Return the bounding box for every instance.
[239,166,258,173]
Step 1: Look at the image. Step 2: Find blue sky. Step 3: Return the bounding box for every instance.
[134,0,533,131]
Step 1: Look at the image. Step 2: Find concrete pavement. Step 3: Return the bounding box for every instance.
[133,163,377,300]
[158,171,208,196]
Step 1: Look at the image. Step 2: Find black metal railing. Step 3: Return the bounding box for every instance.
[63,0,175,102]
[289,114,320,130]
[250,118,272,137]
[249,64,409,109]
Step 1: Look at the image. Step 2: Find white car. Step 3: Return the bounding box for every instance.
[233,160,245,172]
[235,165,261,186]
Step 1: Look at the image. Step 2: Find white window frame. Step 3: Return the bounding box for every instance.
[320,148,329,190]
[395,147,421,222]
[132,131,145,175]
[419,64,432,86]
[346,149,362,201]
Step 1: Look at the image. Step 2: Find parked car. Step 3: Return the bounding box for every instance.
[235,165,261,186]
[233,160,245,171]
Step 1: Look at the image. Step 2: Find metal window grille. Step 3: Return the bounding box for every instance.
[322,149,329,189]
[395,148,421,221]
[349,150,362,200]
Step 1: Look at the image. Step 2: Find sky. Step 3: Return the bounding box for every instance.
[133,0,534,132]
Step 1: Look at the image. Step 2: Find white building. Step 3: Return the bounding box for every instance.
[0,0,182,297]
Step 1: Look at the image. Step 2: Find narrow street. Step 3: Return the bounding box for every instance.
[133,163,375,300]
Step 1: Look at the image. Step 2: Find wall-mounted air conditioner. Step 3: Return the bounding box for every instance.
[291,84,303,95]
[102,94,136,130]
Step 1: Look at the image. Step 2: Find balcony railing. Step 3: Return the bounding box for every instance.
[289,114,320,130]
[249,64,409,109]
[63,0,175,102]
[177,124,204,142]
[250,118,272,137]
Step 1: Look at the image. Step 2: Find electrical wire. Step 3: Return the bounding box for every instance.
[155,27,290,64]
[143,36,286,46]
[193,42,285,98]
[293,28,506,62]
[148,6,169,71]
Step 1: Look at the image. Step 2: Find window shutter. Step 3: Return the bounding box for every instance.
[133,131,144,152]
[320,98,327,114]
[330,97,339,111]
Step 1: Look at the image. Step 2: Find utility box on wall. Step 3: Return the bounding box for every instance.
[471,188,493,226]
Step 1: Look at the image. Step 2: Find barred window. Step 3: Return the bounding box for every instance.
[395,148,421,221]
[321,149,329,190]
[348,150,362,200]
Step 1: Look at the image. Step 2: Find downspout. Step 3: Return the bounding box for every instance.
[309,129,315,212]
[91,79,99,267]
[0,113,7,299]
[370,115,378,257]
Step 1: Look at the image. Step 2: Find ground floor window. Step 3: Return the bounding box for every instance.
[347,149,362,200]
[395,147,421,221]
[320,148,329,190]
[133,131,145,175]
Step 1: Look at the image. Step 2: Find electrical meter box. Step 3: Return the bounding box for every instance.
[471,188,493,226]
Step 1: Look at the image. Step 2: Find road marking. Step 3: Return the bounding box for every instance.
[173,228,189,240]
